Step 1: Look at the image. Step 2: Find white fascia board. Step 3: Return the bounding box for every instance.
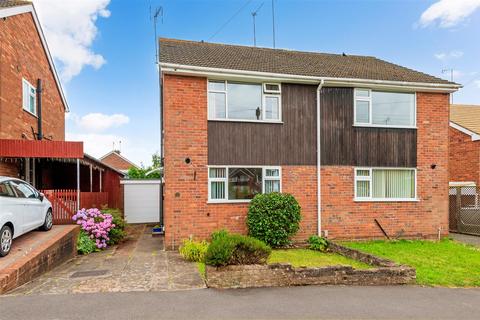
[450,121,480,141]
[0,4,69,112]
[99,151,140,169]
[160,63,462,93]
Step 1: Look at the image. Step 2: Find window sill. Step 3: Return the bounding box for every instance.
[207,199,252,204]
[354,198,420,202]
[208,118,283,124]
[353,124,416,129]
[23,108,38,118]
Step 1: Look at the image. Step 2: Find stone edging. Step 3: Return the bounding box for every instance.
[205,241,416,289]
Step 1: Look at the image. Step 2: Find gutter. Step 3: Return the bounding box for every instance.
[317,79,324,236]
[160,63,462,92]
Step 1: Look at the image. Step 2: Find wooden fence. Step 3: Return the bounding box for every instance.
[41,189,109,224]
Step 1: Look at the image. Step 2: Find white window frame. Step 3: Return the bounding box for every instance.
[354,167,418,202]
[208,165,282,203]
[263,83,281,94]
[353,88,416,129]
[22,78,37,116]
[207,80,282,123]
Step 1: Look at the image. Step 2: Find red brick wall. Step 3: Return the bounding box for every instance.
[0,162,19,177]
[101,152,135,171]
[0,12,65,141]
[449,126,480,184]
[163,74,449,247]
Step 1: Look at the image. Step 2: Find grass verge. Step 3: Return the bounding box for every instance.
[343,238,480,287]
[268,249,371,269]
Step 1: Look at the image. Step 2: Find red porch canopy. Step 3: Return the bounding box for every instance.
[0,139,83,158]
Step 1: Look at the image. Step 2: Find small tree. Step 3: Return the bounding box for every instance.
[247,193,301,247]
[127,152,162,179]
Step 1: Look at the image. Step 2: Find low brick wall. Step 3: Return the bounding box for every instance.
[206,242,416,289]
[0,226,79,294]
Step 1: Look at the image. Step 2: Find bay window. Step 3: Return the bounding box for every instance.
[355,168,416,201]
[208,166,281,202]
[208,80,281,122]
[354,89,415,128]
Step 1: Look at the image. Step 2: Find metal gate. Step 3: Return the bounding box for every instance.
[449,186,480,235]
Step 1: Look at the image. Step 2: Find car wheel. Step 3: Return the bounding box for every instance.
[40,209,53,231]
[0,225,13,257]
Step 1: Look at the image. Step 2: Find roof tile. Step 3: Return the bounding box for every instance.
[160,38,456,85]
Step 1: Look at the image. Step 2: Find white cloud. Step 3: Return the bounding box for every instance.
[32,0,111,82]
[434,50,464,61]
[419,0,480,28]
[71,112,130,133]
[475,80,480,88]
[66,132,126,159]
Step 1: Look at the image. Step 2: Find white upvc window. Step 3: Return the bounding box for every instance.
[208,80,282,122]
[22,78,37,116]
[354,167,417,201]
[354,88,416,128]
[208,166,282,203]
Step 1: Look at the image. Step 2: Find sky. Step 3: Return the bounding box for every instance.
[31,0,480,166]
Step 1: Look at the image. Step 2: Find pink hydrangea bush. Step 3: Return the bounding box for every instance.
[73,208,115,249]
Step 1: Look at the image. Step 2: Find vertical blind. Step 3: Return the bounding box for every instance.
[372,169,415,198]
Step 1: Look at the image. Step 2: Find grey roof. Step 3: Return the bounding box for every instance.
[160,38,456,85]
[0,0,31,8]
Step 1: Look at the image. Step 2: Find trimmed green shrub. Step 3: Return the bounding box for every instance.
[247,192,301,247]
[102,208,127,245]
[204,230,271,266]
[211,229,229,241]
[77,230,97,255]
[308,235,328,251]
[179,239,209,262]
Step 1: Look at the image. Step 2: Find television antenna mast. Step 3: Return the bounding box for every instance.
[150,6,163,65]
[251,2,264,47]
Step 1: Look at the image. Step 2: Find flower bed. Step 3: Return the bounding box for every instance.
[73,208,126,254]
[205,241,416,289]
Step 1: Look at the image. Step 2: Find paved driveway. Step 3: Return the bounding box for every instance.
[8,225,205,295]
[451,232,480,247]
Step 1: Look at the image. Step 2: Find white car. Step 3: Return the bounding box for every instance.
[0,177,53,257]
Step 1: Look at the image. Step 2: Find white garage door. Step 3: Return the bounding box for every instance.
[121,180,161,224]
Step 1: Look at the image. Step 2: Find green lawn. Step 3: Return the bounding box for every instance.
[268,249,371,269]
[343,238,480,287]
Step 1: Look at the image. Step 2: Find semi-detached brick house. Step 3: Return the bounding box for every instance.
[159,38,460,249]
[0,1,123,217]
[449,104,480,187]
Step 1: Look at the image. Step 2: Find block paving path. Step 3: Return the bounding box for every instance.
[8,225,205,295]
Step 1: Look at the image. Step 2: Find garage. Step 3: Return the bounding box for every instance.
[121,180,162,224]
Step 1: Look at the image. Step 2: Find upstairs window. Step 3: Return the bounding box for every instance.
[354,89,415,128]
[22,79,37,116]
[208,80,281,122]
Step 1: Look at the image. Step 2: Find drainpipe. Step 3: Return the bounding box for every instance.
[316,79,325,236]
[36,79,43,140]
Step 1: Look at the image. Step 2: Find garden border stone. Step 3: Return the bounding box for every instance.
[205,241,416,289]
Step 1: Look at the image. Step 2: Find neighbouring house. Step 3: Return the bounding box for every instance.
[100,150,139,174]
[159,38,460,249]
[449,104,480,187]
[0,1,123,222]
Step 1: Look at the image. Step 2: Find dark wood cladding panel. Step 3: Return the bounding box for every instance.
[208,83,317,165]
[320,87,417,167]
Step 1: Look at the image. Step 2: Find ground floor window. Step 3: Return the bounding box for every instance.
[354,167,416,201]
[208,166,281,202]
